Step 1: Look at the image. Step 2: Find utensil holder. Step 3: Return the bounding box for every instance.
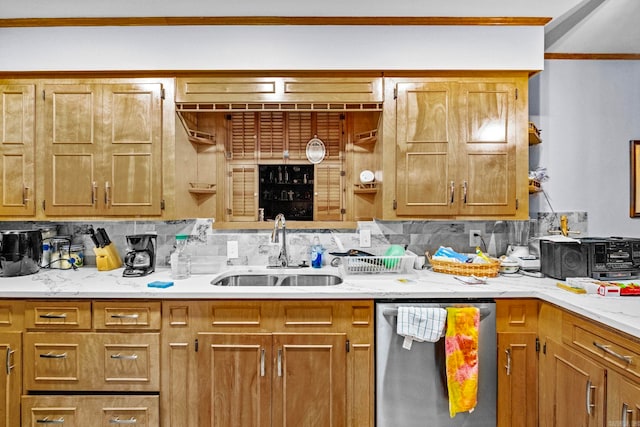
[94,243,123,271]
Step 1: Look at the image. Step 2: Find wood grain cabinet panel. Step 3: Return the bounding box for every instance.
[93,301,161,331]
[0,83,36,217]
[25,301,92,330]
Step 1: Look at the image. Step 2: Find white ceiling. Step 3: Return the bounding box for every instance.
[1,0,638,55]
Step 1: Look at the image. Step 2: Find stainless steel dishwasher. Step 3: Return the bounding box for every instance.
[376,300,496,427]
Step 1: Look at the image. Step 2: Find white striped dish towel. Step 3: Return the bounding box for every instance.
[396,307,447,350]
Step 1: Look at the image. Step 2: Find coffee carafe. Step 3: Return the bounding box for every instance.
[123,234,157,277]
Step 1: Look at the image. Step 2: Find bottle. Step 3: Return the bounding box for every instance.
[310,235,324,269]
[171,234,191,279]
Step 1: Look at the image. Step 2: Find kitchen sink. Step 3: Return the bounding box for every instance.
[211,271,343,287]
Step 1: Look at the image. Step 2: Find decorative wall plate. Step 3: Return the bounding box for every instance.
[306,136,326,164]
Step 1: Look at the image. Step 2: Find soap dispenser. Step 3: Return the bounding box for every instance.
[310,235,324,268]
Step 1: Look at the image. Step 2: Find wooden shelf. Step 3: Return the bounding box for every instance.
[354,182,378,194]
[354,129,377,146]
[188,183,216,195]
[529,122,541,145]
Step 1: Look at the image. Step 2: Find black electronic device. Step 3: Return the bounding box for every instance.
[123,234,157,277]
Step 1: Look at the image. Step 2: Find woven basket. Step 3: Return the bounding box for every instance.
[426,253,500,277]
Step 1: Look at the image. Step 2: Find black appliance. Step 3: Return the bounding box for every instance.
[540,237,640,280]
[0,230,43,277]
[123,234,157,277]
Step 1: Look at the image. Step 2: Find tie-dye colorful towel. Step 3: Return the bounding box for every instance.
[445,306,480,418]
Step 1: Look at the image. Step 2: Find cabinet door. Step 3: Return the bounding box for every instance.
[457,82,517,216]
[43,84,102,216]
[0,332,21,427]
[607,372,640,427]
[315,162,343,221]
[102,83,163,216]
[272,333,347,427]
[227,164,258,221]
[0,84,35,216]
[497,332,538,427]
[540,339,605,427]
[395,81,456,216]
[197,333,272,427]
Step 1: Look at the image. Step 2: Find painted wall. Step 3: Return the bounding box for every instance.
[0,25,543,71]
[529,59,640,237]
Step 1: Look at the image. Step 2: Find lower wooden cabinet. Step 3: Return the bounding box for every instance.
[606,371,640,427]
[496,299,539,427]
[162,300,373,427]
[0,333,21,427]
[21,395,159,427]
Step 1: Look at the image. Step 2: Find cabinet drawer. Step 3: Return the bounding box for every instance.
[93,301,161,331]
[496,299,538,332]
[22,395,159,427]
[23,332,160,392]
[563,314,640,381]
[0,300,24,331]
[25,301,92,330]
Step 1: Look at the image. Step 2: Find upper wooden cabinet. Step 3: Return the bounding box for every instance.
[43,82,164,216]
[384,75,529,219]
[0,84,36,216]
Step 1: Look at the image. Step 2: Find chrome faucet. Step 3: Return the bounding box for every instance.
[271,213,289,267]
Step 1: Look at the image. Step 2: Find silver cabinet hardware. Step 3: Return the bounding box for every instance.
[110,353,138,360]
[260,348,265,377]
[449,181,455,204]
[463,181,468,204]
[39,352,67,359]
[109,417,137,424]
[5,347,15,375]
[110,313,140,319]
[35,417,64,424]
[585,379,595,415]
[277,348,282,377]
[505,348,511,376]
[39,313,67,319]
[592,341,633,364]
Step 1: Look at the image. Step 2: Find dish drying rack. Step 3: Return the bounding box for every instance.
[339,252,417,275]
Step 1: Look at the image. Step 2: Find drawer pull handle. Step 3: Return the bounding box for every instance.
[592,341,633,364]
[585,379,596,415]
[110,313,140,319]
[109,417,137,424]
[277,348,282,377]
[505,348,512,376]
[449,181,455,204]
[5,347,15,374]
[40,352,67,359]
[39,313,67,319]
[110,353,138,360]
[260,348,265,377]
[622,403,633,427]
[36,417,64,424]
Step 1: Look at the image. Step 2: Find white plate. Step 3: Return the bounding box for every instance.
[306,137,326,164]
[359,170,375,183]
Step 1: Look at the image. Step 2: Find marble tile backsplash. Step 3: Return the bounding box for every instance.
[0,212,588,269]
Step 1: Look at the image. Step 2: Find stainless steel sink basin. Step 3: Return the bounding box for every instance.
[211,271,342,287]
[279,274,343,286]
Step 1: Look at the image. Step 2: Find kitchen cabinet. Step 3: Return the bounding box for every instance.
[383,75,529,219]
[0,301,23,427]
[606,371,640,427]
[496,299,539,427]
[161,300,374,427]
[0,83,35,217]
[21,300,161,426]
[43,82,164,216]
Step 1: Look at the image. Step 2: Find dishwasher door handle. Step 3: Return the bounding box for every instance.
[382,306,492,320]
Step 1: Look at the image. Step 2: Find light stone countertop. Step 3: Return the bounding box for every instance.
[1,265,639,340]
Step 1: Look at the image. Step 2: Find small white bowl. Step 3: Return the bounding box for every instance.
[499,261,520,274]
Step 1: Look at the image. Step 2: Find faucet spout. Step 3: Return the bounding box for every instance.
[271,213,288,267]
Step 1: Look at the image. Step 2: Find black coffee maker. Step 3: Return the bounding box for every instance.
[123,234,157,277]
[0,230,43,277]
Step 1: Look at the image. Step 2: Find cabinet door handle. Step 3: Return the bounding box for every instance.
[110,313,140,319]
[449,181,455,204]
[110,353,138,360]
[35,417,65,424]
[622,403,632,427]
[585,379,596,415]
[104,181,111,206]
[23,186,30,204]
[260,348,265,377]
[5,347,15,375]
[277,348,282,377]
[504,348,511,376]
[39,313,68,319]
[593,341,633,364]
[39,352,67,359]
[92,181,98,205]
[463,181,468,204]
[109,417,137,424]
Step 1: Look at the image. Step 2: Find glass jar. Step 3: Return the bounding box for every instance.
[171,234,191,279]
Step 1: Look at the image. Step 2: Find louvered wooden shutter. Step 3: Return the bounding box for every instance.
[287,112,313,160]
[315,112,343,160]
[229,113,256,160]
[314,163,343,221]
[258,112,285,159]
[229,164,257,221]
